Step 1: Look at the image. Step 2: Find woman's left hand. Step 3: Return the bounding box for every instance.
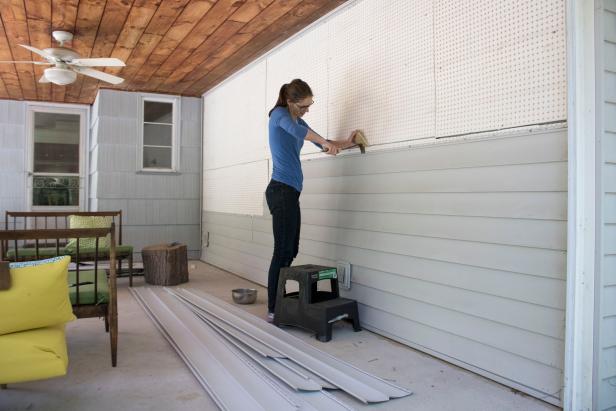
[347,130,358,144]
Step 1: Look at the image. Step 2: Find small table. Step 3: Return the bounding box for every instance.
[142,243,189,286]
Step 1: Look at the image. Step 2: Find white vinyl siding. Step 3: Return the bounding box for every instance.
[597,1,616,409]
[91,90,201,260]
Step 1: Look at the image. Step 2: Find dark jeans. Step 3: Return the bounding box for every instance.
[265,179,301,313]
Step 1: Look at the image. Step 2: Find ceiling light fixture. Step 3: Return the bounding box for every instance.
[43,67,77,85]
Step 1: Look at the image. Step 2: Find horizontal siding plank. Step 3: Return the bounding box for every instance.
[296,223,566,279]
[207,243,270,273]
[300,192,567,220]
[302,131,567,178]
[204,247,268,286]
[253,209,566,250]
[606,164,616,193]
[607,102,616,133]
[606,225,616,254]
[606,7,616,42]
[208,231,272,260]
[607,194,616,223]
[251,231,566,309]
[358,306,563,401]
[605,256,616,286]
[347,265,565,344]
[348,282,563,366]
[604,286,616,317]
[204,221,253,242]
[601,346,616,382]
[303,162,567,194]
[599,377,616,411]
[204,211,253,230]
[605,132,616,163]
[603,316,616,348]
[606,40,616,72]
[607,71,616,102]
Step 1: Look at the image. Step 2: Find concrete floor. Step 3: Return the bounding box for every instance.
[1,261,560,411]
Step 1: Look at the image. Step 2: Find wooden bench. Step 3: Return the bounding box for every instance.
[0,225,118,368]
[4,211,134,286]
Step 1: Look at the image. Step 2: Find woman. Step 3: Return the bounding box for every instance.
[265,79,362,322]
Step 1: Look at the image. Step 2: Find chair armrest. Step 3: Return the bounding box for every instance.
[0,261,10,290]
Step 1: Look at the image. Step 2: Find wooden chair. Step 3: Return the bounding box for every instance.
[5,211,134,286]
[0,225,118,367]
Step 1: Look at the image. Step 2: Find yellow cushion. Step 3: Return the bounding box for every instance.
[0,324,68,384]
[65,215,112,251]
[0,256,76,335]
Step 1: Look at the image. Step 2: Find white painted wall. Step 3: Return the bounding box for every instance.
[201,0,568,405]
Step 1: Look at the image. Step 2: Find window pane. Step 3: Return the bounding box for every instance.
[32,176,79,206]
[143,146,172,169]
[144,101,172,123]
[143,123,172,146]
[33,112,80,173]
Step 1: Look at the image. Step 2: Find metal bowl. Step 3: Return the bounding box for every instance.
[232,288,257,304]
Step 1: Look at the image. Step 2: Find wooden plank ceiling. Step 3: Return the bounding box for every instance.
[0,0,346,104]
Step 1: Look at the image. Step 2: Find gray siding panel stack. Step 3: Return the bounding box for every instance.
[202,128,567,405]
[599,2,616,408]
[0,100,26,228]
[92,90,202,260]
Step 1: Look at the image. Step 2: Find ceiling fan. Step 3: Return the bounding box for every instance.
[0,31,125,86]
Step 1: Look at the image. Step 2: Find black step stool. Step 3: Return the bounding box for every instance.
[274,264,361,342]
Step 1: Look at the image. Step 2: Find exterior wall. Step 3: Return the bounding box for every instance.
[91,90,202,260]
[597,1,616,408]
[202,128,567,404]
[201,0,567,405]
[0,100,26,226]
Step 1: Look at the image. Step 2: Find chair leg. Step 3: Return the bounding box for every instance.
[110,311,118,367]
[128,253,133,287]
[105,313,109,333]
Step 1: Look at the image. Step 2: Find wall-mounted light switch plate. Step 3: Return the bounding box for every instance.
[337,261,351,290]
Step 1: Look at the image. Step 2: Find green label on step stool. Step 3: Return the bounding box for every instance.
[318,268,337,280]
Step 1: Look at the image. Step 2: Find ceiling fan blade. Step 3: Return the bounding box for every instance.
[0,60,53,65]
[69,58,125,67]
[72,66,124,84]
[38,74,50,83]
[19,44,55,62]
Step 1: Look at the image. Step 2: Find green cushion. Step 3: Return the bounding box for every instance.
[5,247,67,259]
[68,269,109,305]
[65,215,112,251]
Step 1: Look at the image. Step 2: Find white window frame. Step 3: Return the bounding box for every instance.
[138,94,181,173]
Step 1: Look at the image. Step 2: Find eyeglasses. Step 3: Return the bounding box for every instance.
[295,101,314,110]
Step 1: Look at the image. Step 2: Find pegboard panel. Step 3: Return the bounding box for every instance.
[203,160,268,215]
[434,0,567,137]
[203,60,267,170]
[327,0,435,146]
[266,22,329,156]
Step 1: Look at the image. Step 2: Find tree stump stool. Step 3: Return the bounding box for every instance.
[142,243,188,286]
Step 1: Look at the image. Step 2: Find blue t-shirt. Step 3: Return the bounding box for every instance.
[268,106,321,192]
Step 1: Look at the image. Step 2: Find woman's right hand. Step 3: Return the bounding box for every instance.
[322,140,339,155]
